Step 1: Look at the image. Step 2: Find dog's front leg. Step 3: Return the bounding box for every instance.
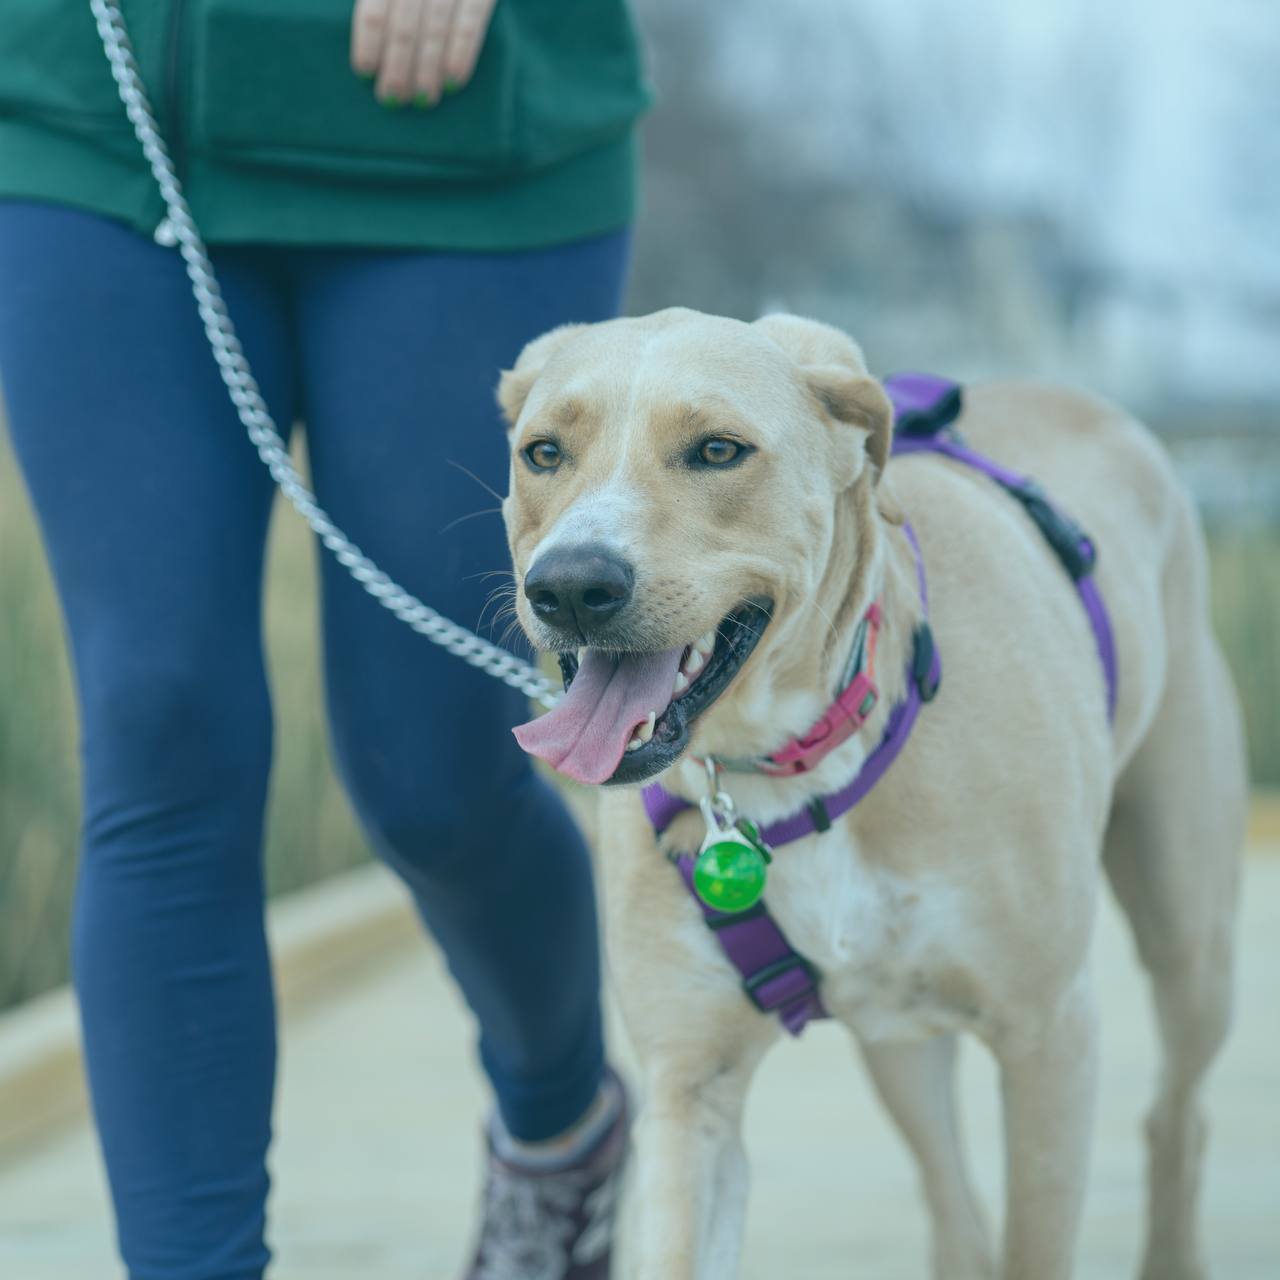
[600,796,773,1279]
[994,978,1099,1280]
[629,1052,763,1280]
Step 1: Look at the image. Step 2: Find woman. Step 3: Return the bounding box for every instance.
[0,2,648,1277]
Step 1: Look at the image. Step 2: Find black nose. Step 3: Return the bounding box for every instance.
[523,545,634,635]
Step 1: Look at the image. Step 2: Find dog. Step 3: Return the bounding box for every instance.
[497,308,1245,1280]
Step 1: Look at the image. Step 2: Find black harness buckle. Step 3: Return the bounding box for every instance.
[807,796,833,832]
[911,623,941,702]
[705,901,769,930]
[743,954,816,1012]
[1001,479,1096,582]
[893,384,965,439]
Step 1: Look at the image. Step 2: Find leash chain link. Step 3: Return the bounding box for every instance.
[89,0,558,710]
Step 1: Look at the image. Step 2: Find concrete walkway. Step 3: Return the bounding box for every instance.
[2,857,1278,1280]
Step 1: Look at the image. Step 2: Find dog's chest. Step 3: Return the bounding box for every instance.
[763,833,983,1042]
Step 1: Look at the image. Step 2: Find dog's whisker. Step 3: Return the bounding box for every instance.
[478,588,517,633]
[445,458,504,504]
[497,616,528,651]
[797,596,841,648]
[464,568,517,585]
[482,583,516,608]
[477,578,514,613]
[438,506,503,536]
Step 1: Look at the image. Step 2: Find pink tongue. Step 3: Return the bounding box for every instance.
[513,647,685,784]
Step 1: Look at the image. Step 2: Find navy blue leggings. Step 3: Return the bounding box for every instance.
[0,200,629,1280]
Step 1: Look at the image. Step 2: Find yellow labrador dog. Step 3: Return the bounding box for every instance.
[498,308,1245,1280]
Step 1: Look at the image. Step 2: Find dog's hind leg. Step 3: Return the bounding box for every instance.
[858,1034,995,1279]
[1103,629,1245,1280]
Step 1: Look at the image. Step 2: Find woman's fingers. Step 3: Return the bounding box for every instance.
[410,0,457,106]
[375,0,427,102]
[350,0,498,105]
[350,0,392,78]
[442,0,498,91]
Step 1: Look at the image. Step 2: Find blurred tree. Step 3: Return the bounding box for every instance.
[631,0,1280,427]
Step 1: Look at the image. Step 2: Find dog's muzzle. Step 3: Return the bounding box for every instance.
[512,598,773,786]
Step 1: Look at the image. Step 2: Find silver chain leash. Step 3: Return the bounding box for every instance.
[89,0,558,709]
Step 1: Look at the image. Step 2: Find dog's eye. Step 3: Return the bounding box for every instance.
[696,438,746,467]
[524,440,561,471]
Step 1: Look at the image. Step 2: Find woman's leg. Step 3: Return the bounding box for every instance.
[0,203,295,1280]
[291,231,630,1142]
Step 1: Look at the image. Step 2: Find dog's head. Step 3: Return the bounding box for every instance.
[501,308,891,786]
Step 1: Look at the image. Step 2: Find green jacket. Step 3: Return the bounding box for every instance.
[0,0,649,249]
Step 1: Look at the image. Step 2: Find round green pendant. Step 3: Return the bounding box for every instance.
[692,839,768,913]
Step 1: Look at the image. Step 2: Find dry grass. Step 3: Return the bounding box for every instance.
[1207,533,1280,788]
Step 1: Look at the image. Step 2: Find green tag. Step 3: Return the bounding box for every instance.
[692,835,768,913]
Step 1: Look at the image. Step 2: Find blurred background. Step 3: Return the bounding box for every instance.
[2,0,1277,1011]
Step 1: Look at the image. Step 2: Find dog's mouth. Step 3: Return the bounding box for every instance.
[512,599,772,786]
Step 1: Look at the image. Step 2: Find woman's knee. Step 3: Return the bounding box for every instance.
[342,749,568,886]
[77,649,272,852]
[343,752,498,878]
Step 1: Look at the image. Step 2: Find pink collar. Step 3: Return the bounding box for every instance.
[754,601,883,777]
[696,601,885,778]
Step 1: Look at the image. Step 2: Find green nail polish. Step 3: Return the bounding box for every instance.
[443,77,460,95]
[357,68,375,80]
[380,95,405,109]
[414,92,434,109]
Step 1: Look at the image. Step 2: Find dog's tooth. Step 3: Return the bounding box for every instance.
[637,711,656,743]
[577,647,586,663]
[695,631,716,657]
[683,646,706,677]
[626,735,643,752]
[673,670,689,695]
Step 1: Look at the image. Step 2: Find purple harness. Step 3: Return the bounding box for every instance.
[642,374,1118,1035]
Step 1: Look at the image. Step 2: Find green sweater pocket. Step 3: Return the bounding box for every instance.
[192,0,520,181]
[192,0,650,185]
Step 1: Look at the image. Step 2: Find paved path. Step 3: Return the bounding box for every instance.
[2,858,1278,1279]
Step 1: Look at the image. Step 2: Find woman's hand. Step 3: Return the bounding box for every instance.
[351,0,499,106]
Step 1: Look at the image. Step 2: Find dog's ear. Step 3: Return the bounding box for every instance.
[753,314,893,480]
[803,367,894,477]
[497,324,589,428]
